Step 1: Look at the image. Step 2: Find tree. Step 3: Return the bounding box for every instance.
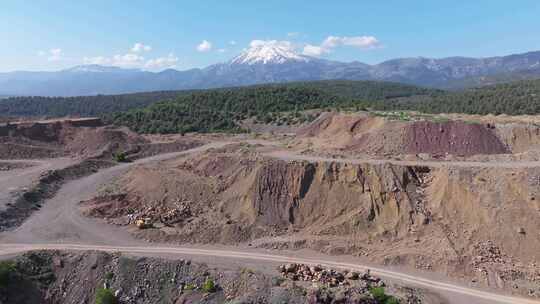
[95,288,117,304]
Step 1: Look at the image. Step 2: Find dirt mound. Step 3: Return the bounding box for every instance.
[62,125,149,158]
[495,123,540,153]
[296,113,540,157]
[82,147,540,297]
[0,118,203,160]
[404,121,508,156]
[0,250,419,304]
[296,113,406,156]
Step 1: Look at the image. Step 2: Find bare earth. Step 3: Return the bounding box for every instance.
[1,140,540,304]
[0,158,76,211]
[2,114,540,303]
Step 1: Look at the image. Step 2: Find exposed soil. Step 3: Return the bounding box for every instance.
[0,118,204,232]
[81,144,540,298]
[0,159,114,232]
[0,161,34,171]
[0,118,203,160]
[0,250,424,304]
[4,114,540,303]
[404,121,508,156]
[294,112,540,159]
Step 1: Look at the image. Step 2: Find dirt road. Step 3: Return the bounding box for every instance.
[0,243,538,304]
[0,141,231,244]
[265,150,540,169]
[0,158,75,211]
[2,139,540,304]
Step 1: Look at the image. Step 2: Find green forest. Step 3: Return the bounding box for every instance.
[0,80,433,118]
[106,85,358,134]
[0,91,191,117]
[2,79,540,134]
[372,79,540,115]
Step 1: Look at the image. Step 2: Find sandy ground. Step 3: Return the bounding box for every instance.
[0,158,76,211]
[1,139,540,304]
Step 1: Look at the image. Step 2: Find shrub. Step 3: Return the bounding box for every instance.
[104,272,114,281]
[184,283,196,291]
[201,278,216,293]
[0,261,15,288]
[95,287,117,304]
[369,287,400,304]
[113,152,129,163]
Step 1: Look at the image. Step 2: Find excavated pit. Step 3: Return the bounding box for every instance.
[81,146,540,297]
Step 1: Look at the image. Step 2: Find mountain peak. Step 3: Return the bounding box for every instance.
[230,40,311,65]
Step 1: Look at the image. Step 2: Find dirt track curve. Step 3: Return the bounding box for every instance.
[0,243,539,304]
[2,139,540,304]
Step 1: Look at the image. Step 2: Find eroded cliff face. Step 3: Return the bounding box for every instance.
[246,160,430,239]
[84,149,432,246]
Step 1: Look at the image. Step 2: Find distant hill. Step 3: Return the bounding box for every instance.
[1,46,540,96]
[0,80,435,118]
[373,79,540,115]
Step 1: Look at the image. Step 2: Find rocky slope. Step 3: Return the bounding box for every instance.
[0,250,422,304]
[81,144,540,298]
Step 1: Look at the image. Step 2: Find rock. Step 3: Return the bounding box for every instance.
[517,227,526,234]
[310,265,322,273]
[345,271,359,280]
[284,263,297,273]
[53,256,64,268]
[114,289,122,298]
[135,218,153,229]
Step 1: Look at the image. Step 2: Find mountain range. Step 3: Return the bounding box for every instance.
[1,43,540,96]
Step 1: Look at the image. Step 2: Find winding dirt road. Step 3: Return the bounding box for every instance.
[0,158,75,211]
[0,243,538,304]
[1,140,540,304]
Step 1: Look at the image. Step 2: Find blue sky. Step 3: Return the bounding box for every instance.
[1,0,540,72]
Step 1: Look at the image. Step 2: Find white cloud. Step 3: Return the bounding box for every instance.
[302,44,325,56]
[145,53,179,69]
[47,48,64,61]
[302,35,380,57]
[249,40,294,50]
[37,50,46,57]
[322,36,380,49]
[217,49,227,53]
[287,32,300,37]
[229,40,237,45]
[112,53,145,67]
[131,42,152,53]
[196,40,213,52]
[83,56,111,65]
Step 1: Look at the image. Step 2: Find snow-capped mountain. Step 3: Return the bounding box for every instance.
[230,42,312,65]
[1,47,540,96]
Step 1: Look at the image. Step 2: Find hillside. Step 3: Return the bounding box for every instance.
[106,81,436,134]
[0,91,189,118]
[108,79,540,134]
[374,79,540,115]
[0,80,434,119]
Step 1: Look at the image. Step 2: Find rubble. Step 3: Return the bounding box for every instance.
[277,263,382,288]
